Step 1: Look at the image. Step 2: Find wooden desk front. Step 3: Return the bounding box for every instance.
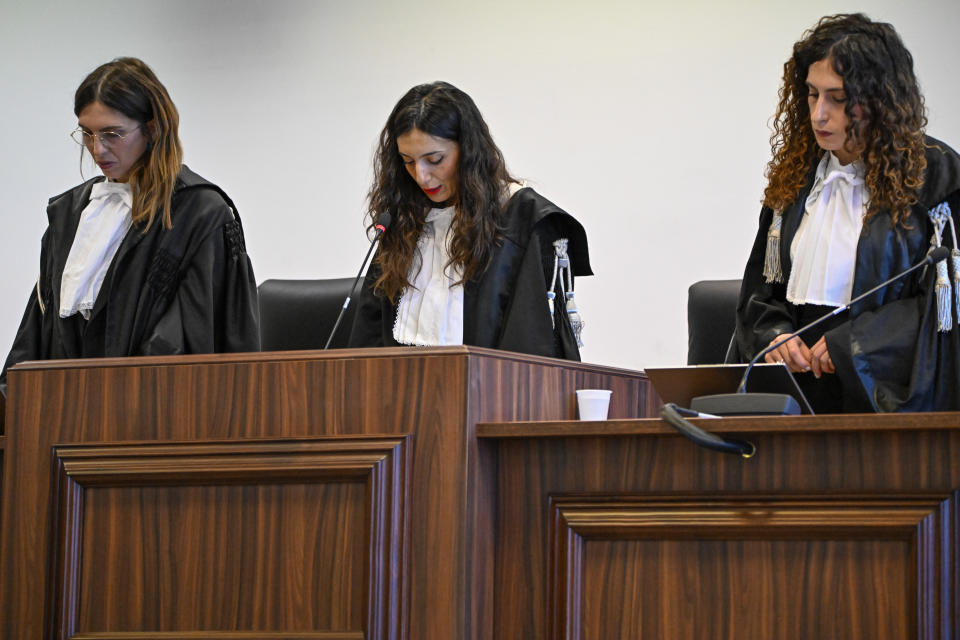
[478,414,960,639]
[0,346,653,639]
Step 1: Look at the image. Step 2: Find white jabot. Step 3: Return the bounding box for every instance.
[787,152,867,307]
[59,180,134,319]
[393,206,464,345]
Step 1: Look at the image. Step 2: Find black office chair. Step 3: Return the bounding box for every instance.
[686,279,742,364]
[258,278,357,351]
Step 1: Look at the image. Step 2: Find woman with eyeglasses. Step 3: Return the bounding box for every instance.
[0,57,259,396]
[347,81,591,359]
[733,14,960,412]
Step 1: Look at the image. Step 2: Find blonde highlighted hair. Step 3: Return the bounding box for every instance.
[75,57,183,230]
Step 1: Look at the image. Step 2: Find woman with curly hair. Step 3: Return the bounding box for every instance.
[1,57,260,396]
[348,81,591,359]
[733,13,960,412]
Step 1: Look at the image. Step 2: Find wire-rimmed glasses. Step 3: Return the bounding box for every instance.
[70,126,140,148]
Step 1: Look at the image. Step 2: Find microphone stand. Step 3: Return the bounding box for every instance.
[323,214,391,349]
[693,245,950,416]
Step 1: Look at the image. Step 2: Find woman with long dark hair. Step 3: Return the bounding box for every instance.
[349,81,591,359]
[1,57,259,395]
[734,14,960,411]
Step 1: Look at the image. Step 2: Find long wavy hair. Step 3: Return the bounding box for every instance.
[764,13,927,227]
[75,57,183,231]
[367,81,517,302]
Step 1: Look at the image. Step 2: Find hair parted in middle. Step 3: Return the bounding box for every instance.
[367,81,518,302]
[75,57,184,231]
[763,13,928,228]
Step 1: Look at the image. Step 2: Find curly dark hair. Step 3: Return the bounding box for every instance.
[764,13,927,227]
[367,81,517,302]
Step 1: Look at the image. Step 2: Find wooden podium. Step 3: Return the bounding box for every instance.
[0,347,654,639]
[2,348,958,638]
[479,414,960,639]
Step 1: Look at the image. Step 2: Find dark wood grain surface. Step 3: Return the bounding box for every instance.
[0,346,652,639]
[483,415,960,639]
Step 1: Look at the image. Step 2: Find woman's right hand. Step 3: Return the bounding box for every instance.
[763,333,812,373]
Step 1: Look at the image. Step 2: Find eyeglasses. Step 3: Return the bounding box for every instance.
[70,126,141,148]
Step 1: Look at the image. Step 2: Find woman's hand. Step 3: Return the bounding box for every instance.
[808,336,834,378]
[763,333,812,373]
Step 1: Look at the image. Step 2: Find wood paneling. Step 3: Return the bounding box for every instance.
[0,346,651,639]
[6,346,960,637]
[548,496,952,639]
[47,437,408,639]
[66,633,364,639]
[483,416,960,639]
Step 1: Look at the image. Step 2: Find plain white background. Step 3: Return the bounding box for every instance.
[2,0,959,371]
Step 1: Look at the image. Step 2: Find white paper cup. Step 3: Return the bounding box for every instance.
[576,389,612,420]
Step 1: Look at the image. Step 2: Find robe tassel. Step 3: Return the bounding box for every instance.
[762,210,784,284]
[952,249,960,321]
[927,202,955,332]
[548,240,561,329]
[946,211,960,330]
[550,238,584,347]
[565,293,584,349]
[936,258,953,332]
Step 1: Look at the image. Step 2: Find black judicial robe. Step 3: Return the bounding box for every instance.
[734,136,960,412]
[348,187,592,360]
[0,166,260,395]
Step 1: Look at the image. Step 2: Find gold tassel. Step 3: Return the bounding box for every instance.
[35,276,46,315]
[762,211,783,284]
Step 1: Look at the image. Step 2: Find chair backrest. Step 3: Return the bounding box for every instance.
[687,279,741,365]
[258,278,356,351]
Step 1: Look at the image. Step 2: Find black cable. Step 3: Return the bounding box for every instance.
[660,403,756,458]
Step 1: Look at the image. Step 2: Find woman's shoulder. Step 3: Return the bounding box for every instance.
[504,186,579,234]
[920,135,960,207]
[170,165,240,226]
[503,186,592,275]
[46,176,102,215]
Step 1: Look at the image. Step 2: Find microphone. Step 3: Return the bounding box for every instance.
[323,212,392,349]
[693,244,951,416]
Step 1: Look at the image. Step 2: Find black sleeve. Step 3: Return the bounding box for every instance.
[1,226,55,396]
[824,192,960,412]
[0,283,45,397]
[141,218,260,355]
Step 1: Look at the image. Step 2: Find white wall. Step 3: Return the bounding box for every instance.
[2,0,959,370]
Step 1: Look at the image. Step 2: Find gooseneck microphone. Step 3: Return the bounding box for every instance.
[696,244,952,416]
[661,244,951,454]
[323,212,392,349]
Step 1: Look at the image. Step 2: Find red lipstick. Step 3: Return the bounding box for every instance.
[424,186,442,195]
